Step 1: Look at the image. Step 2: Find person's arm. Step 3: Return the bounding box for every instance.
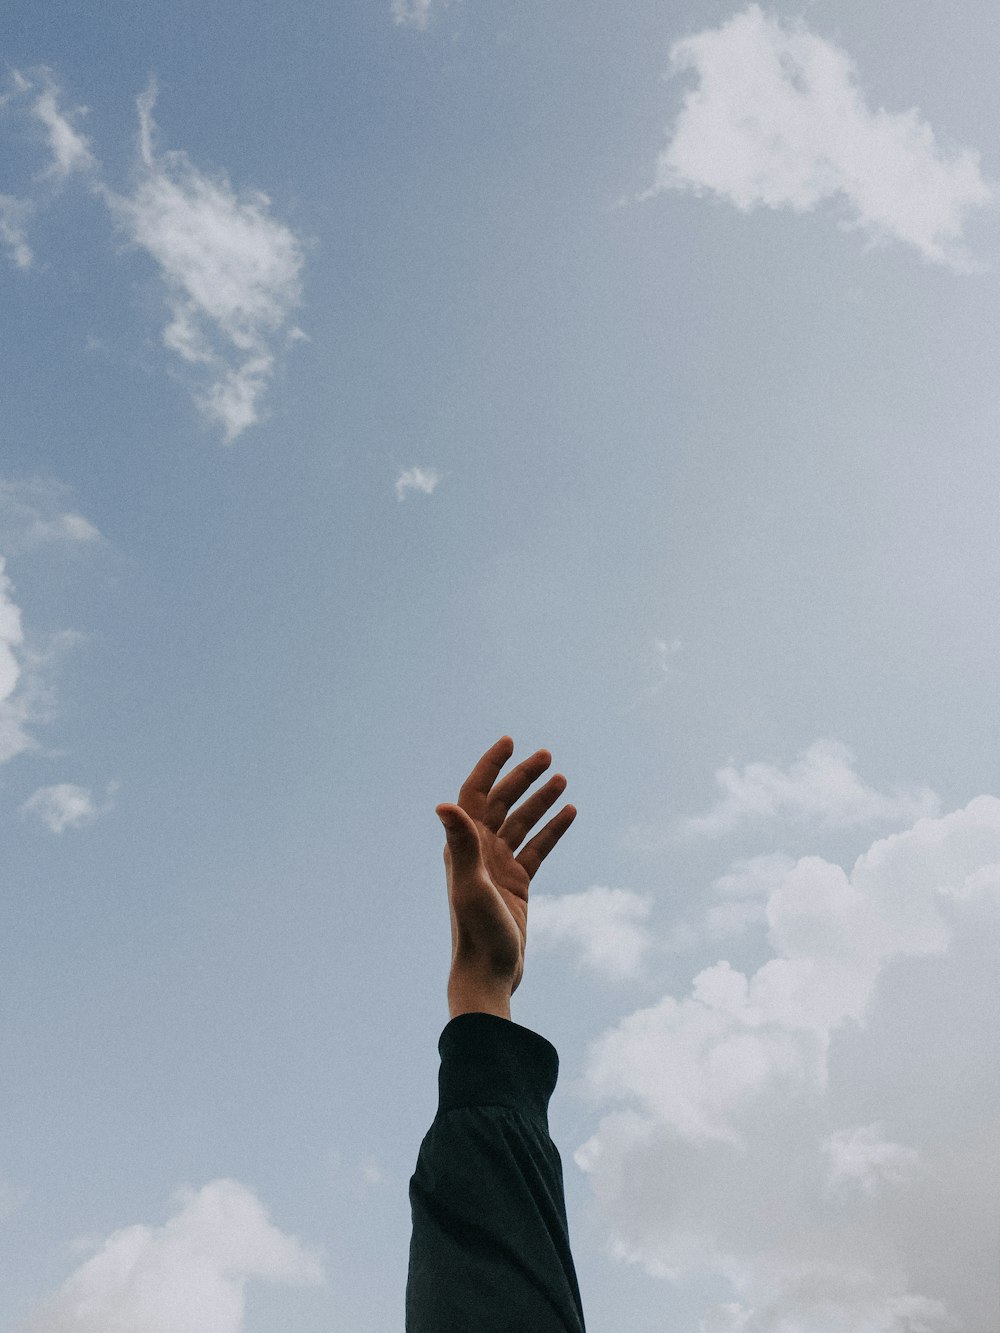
[406,736,586,1332]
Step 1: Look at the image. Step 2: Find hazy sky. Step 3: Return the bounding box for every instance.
[2,2,998,1330]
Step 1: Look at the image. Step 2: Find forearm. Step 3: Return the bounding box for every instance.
[406,1014,587,1332]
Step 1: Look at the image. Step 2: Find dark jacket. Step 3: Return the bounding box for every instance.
[407,1012,587,1332]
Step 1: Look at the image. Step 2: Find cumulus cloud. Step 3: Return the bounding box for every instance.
[822,1123,920,1199]
[529,887,656,982]
[20,781,116,834]
[570,789,1000,1330]
[704,853,795,939]
[395,465,442,501]
[101,81,305,442]
[25,1178,324,1333]
[676,739,940,839]
[650,4,994,269]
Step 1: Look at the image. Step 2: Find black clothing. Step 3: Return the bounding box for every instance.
[406,1012,587,1332]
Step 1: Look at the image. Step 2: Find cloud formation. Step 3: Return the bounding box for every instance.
[821,1123,920,1199]
[0,558,36,766]
[529,886,656,982]
[0,194,35,269]
[0,478,102,554]
[395,465,442,501]
[0,479,100,773]
[704,853,796,940]
[391,0,443,30]
[0,69,97,269]
[2,69,305,441]
[103,83,306,442]
[571,785,1000,1330]
[30,80,96,180]
[676,738,940,838]
[20,781,116,833]
[652,4,994,269]
[26,1178,324,1333]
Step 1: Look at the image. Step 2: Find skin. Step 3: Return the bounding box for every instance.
[437,735,577,1020]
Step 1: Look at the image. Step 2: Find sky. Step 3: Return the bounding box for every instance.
[1,1,998,1329]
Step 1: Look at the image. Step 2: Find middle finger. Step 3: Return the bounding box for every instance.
[498,773,567,850]
[483,748,552,830]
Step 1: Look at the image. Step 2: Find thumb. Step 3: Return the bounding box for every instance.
[436,803,480,873]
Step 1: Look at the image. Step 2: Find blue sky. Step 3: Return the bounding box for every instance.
[2,2,999,1329]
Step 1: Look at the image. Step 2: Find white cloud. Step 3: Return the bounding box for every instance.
[0,482,99,774]
[705,853,795,939]
[395,465,442,501]
[529,887,656,982]
[0,69,96,270]
[0,478,103,553]
[571,790,1000,1330]
[0,194,35,269]
[20,781,116,834]
[30,82,96,180]
[0,557,35,766]
[822,1123,920,1198]
[102,82,305,442]
[651,4,994,270]
[392,0,446,30]
[676,739,940,839]
[26,1178,324,1333]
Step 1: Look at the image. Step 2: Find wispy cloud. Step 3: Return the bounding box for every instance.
[573,789,1000,1330]
[20,781,116,834]
[391,0,448,30]
[1,70,304,439]
[26,1179,324,1333]
[98,81,305,442]
[0,479,100,773]
[0,194,35,269]
[30,79,96,180]
[0,557,36,766]
[675,738,940,838]
[650,4,994,270]
[0,68,97,270]
[395,465,442,501]
[0,478,102,554]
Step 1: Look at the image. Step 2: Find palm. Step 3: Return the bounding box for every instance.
[461,822,531,974]
[439,737,576,994]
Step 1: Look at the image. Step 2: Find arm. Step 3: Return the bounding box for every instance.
[406,737,586,1332]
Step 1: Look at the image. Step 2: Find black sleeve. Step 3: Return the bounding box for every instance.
[406,1012,587,1332]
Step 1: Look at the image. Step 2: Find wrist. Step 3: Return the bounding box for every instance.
[447,970,512,1020]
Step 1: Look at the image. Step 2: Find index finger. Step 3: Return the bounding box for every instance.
[456,735,515,819]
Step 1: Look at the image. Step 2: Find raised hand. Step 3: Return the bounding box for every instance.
[437,736,577,1018]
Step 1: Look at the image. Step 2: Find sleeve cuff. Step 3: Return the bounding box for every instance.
[436,1013,560,1130]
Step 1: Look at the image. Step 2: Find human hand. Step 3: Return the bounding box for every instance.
[437,736,577,1018]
